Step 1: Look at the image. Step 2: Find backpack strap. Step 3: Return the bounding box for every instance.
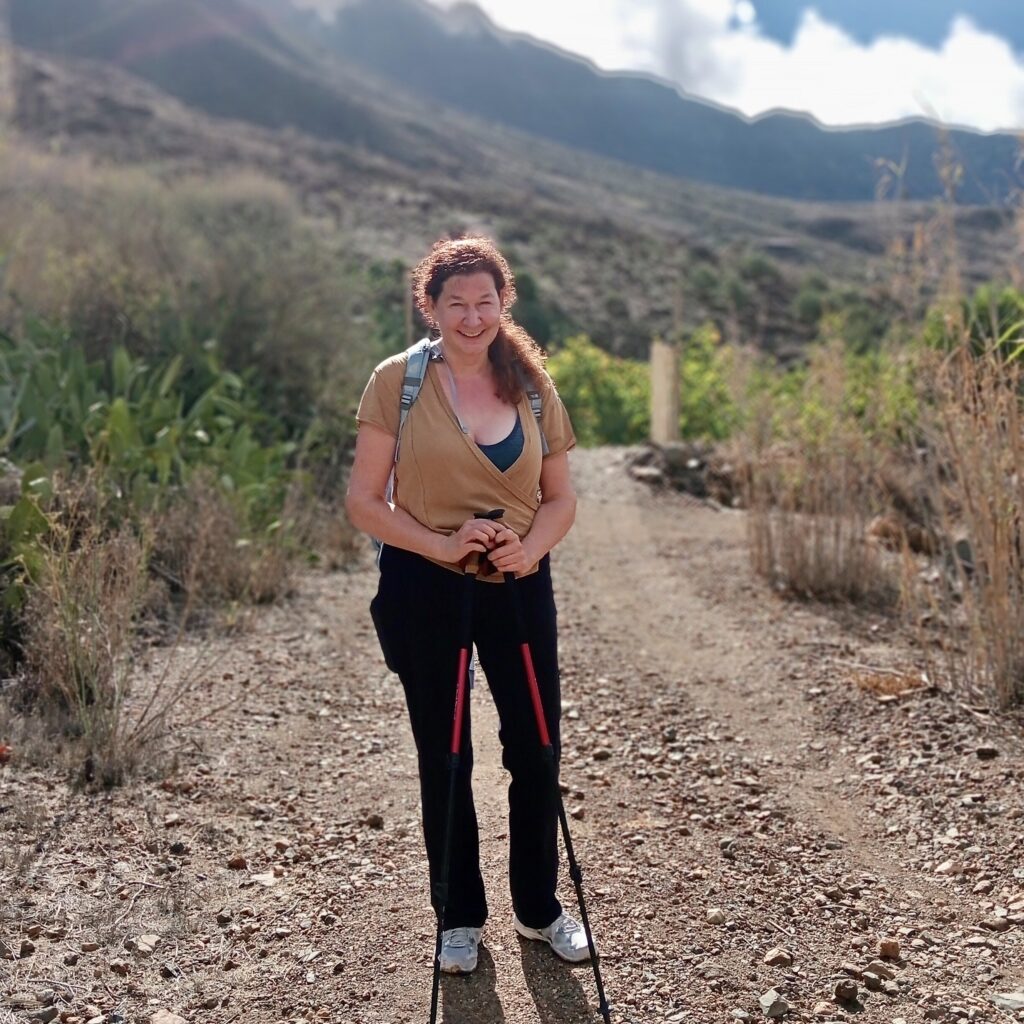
[516,363,549,456]
[385,337,440,504]
[375,338,438,563]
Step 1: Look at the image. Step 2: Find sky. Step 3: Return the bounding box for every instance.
[299,0,1024,132]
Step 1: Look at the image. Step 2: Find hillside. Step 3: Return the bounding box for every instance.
[5,0,1020,357]
[317,0,1020,205]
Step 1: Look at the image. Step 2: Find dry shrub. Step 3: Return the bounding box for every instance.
[740,340,903,607]
[149,470,328,618]
[20,482,152,786]
[151,470,253,614]
[912,342,1024,708]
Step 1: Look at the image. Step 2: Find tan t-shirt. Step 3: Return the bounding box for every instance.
[355,348,576,580]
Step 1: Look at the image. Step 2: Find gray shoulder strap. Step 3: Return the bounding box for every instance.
[516,363,549,456]
[386,337,438,503]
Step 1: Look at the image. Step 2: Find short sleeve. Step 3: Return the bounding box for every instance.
[355,360,402,437]
[539,372,577,456]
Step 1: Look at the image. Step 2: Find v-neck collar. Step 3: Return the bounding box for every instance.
[426,362,537,504]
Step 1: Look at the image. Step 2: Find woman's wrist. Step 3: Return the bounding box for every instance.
[521,536,543,567]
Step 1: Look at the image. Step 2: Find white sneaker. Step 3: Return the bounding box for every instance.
[514,911,591,963]
[438,926,482,974]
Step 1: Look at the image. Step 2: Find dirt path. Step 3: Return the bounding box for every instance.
[2,448,1023,1024]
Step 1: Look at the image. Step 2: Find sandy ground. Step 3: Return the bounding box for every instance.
[2,447,1023,1024]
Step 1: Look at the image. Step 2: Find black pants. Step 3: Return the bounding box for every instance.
[371,544,563,930]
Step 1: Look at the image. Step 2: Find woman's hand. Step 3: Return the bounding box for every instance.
[439,517,502,565]
[486,526,532,575]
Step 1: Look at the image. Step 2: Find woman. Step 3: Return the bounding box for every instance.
[345,236,587,974]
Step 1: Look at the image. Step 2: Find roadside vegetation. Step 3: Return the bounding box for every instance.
[2,141,1022,794]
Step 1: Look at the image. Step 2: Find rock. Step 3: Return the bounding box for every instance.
[19,939,35,957]
[135,934,160,957]
[0,940,15,959]
[628,465,665,486]
[363,813,384,830]
[878,937,900,959]
[227,855,248,870]
[80,941,100,952]
[865,960,895,980]
[8,993,41,1010]
[163,813,182,828]
[730,1011,752,1021]
[763,946,793,967]
[834,979,858,1002]
[758,989,790,1017]
[811,1002,833,1015]
[150,1012,187,1024]
[593,748,612,761]
[706,908,727,924]
[975,746,1000,760]
[862,971,883,992]
[990,991,1024,1012]
[109,958,129,975]
[33,1008,59,1023]
[980,916,1010,932]
[64,952,80,966]
[216,909,234,926]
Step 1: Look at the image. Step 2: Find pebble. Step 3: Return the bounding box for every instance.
[834,979,858,1002]
[758,989,790,1018]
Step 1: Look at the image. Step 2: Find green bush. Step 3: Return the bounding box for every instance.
[546,335,649,445]
[547,327,739,445]
[922,284,1024,362]
[1,324,295,527]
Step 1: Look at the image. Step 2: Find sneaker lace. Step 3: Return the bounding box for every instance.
[555,915,581,939]
[446,927,472,949]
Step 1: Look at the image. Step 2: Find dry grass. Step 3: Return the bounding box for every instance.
[10,474,242,786]
[911,342,1024,709]
[739,341,903,608]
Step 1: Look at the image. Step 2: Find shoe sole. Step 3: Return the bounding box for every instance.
[513,917,592,963]
[439,961,477,975]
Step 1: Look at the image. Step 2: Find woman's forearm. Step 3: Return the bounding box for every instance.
[346,495,448,562]
[522,494,577,565]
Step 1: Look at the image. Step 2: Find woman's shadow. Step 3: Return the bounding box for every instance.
[439,940,599,1023]
[519,938,601,1023]
[440,945,507,1024]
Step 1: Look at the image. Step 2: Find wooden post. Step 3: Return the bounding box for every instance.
[650,336,680,444]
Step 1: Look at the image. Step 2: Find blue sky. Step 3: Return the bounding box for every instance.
[298,0,1024,131]
[754,0,1024,51]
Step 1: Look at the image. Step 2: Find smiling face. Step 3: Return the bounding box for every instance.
[427,270,504,361]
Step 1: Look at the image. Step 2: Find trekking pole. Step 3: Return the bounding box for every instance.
[428,510,504,1024]
[503,568,613,1024]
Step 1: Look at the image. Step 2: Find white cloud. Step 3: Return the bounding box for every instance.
[435,0,1024,131]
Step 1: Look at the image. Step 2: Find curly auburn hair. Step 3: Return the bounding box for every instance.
[411,236,546,405]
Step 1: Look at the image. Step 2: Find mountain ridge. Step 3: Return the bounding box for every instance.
[314,0,1019,204]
